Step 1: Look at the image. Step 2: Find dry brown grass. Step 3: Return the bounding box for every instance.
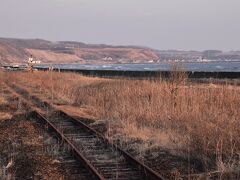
[0,112,12,121]
[0,97,7,105]
[2,70,240,173]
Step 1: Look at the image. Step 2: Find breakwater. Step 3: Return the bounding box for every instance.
[35,67,240,79]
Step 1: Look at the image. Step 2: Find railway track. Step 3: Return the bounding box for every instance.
[7,83,165,180]
[0,85,95,179]
[30,116,97,180]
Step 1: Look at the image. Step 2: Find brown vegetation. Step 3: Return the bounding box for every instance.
[0,38,159,64]
[0,84,58,179]
[2,70,240,177]
[74,47,158,62]
[0,79,90,179]
[25,48,82,63]
[0,42,28,63]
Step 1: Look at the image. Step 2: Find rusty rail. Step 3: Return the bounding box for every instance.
[31,111,105,180]
[59,110,165,180]
[7,82,165,180]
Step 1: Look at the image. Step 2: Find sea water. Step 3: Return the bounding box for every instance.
[36,61,240,72]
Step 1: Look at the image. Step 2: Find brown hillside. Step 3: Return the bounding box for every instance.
[25,49,82,63]
[0,37,159,64]
[0,42,28,63]
[75,48,159,61]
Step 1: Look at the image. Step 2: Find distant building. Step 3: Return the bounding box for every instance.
[28,56,41,64]
[32,60,41,64]
[103,57,113,61]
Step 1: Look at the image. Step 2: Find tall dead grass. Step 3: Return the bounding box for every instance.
[3,70,240,172]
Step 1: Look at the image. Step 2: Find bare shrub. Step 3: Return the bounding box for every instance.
[3,70,240,173]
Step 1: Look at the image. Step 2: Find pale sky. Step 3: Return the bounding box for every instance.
[0,0,240,50]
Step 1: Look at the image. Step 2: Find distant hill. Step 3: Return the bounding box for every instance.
[0,38,159,64]
[0,41,28,63]
[1,37,240,65]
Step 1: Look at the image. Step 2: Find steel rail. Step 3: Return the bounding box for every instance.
[31,111,105,180]
[59,110,165,180]
[8,82,166,180]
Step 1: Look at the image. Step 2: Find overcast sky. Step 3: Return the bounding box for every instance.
[0,0,240,50]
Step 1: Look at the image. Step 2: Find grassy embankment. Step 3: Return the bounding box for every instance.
[2,70,240,175]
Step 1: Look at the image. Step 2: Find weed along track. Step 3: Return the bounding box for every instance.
[0,86,93,179]
[28,116,96,180]
[6,83,165,180]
